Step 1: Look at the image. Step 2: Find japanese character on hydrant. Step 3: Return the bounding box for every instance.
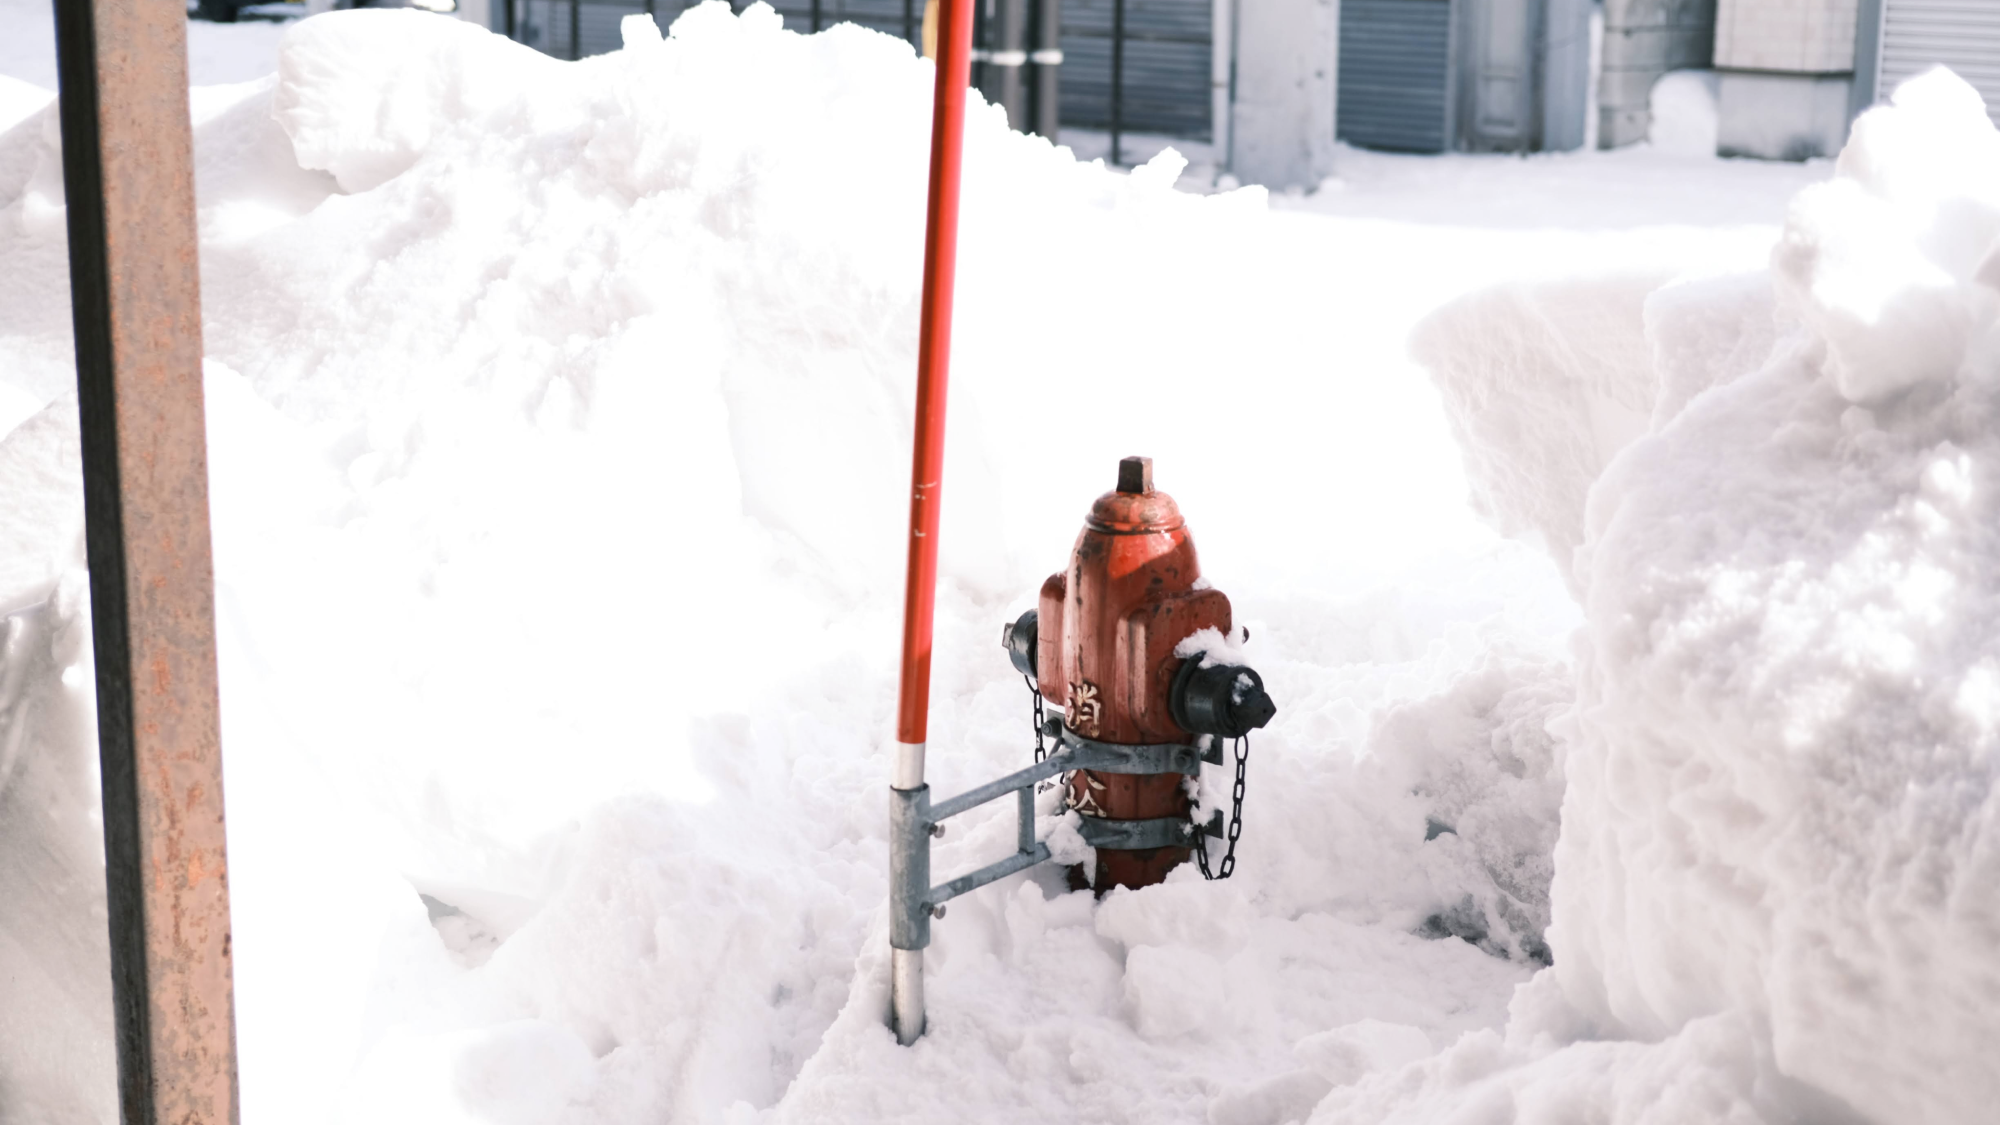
[1000,456,1277,893]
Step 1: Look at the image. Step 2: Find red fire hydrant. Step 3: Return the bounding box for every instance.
[1002,456,1276,892]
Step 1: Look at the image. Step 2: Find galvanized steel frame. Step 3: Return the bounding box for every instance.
[887,724,1212,977]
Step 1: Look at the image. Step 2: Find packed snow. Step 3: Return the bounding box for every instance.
[2,4,1993,1124]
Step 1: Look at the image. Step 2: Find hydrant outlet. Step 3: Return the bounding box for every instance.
[1171,661,1277,739]
[1002,608,1039,678]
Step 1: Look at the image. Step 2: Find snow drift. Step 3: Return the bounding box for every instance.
[1555,68,2000,1125]
[0,5,1591,1123]
[1389,68,2000,1125]
[18,6,1990,1125]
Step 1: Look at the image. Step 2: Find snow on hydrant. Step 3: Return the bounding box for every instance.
[1002,456,1277,892]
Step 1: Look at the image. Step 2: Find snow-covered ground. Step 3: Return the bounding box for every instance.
[5,5,1996,1125]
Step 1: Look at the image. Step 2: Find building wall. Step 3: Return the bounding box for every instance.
[1231,0,1339,188]
[1715,0,1857,72]
[1543,0,1595,149]
[1713,0,1857,160]
[1598,0,1716,147]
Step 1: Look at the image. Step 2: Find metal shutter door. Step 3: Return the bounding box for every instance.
[1879,0,2000,123]
[1338,0,1453,153]
[1062,0,1214,141]
[513,0,918,62]
[758,0,923,45]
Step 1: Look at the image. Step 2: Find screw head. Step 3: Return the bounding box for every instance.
[930,823,946,838]
[931,904,947,919]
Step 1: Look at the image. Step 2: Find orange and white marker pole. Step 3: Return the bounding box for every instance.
[890,0,977,1047]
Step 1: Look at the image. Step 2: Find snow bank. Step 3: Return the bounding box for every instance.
[1398,68,2000,1125]
[1,5,1601,1122]
[1554,68,2000,1125]
[1648,70,1720,159]
[1411,274,1665,587]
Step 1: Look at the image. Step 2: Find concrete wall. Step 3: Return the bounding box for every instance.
[1231,0,1340,189]
[1715,0,1857,71]
[1713,0,1857,160]
[1544,0,1597,150]
[1598,0,1716,147]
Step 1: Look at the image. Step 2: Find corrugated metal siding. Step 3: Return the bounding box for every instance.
[1338,0,1454,153]
[509,0,1214,144]
[510,0,916,62]
[1061,0,1212,140]
[760,0,922,43]
[1880,0,2000,122]
[511,0,675,60]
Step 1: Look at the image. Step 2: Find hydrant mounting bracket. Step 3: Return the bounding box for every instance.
[889,722,1220,954]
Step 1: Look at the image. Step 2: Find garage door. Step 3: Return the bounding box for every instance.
[506,0,1212,144]
[1062,0,1213,141]
[1337,0,1454,153]
[1878,0,2000,122]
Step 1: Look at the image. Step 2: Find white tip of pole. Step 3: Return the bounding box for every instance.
[894,740,927,790]
[891,947,926,1044]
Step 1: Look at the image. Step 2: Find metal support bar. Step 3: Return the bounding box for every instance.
[928,842,1050,906]
[50,0,239,1119]
[918,759,1053,907]
[929,752,1069,822]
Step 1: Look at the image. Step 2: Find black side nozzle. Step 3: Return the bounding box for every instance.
[1001,608,1039,678]
[1171,659,1276,739]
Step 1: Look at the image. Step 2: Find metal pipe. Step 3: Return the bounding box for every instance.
[927,843,1049,905]
[904,0,916,46]
[1210,0,1230,168]
[888,783,932,1044]
[995,0,1028,131]
[1109,0,1124,164]
[49,0,239,1120]
[505,0,517,41]
[811,0,822,32]
[1030,0,1060,139]
[890,0,977,1047]
[569,0,580,60]
[890,950,925,1042]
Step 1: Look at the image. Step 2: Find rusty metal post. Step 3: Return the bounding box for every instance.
[50,1,241,1123]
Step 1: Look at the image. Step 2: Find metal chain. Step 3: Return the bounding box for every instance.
[1195,732,1250,880]
[1027,676,1067,794]
[1026,674,1046,762]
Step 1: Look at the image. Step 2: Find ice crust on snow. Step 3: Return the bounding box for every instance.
[9,6,1996,1125]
